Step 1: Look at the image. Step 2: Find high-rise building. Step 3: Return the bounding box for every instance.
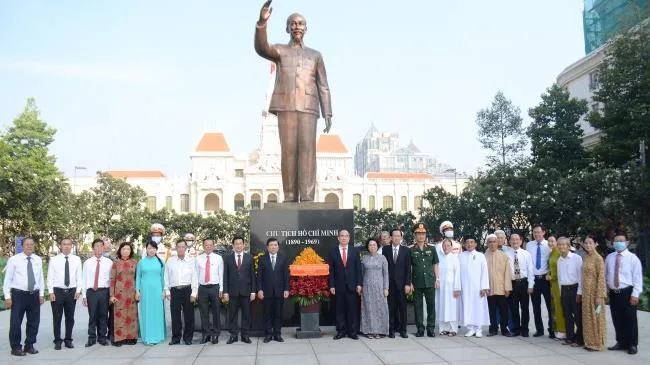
[583,0,650,54]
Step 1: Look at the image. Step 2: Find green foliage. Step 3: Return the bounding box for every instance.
[640,275,650,312]
[527,84,589,174]
[90,172,147,237]
[353,208,416,244]
[476,91,527,166]
[588,23,650,167]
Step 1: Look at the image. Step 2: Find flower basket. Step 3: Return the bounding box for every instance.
[289,248,330,338]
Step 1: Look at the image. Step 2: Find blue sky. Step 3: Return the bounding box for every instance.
[0,0,585,178]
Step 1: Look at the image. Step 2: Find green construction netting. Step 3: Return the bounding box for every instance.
[583,0,650,54]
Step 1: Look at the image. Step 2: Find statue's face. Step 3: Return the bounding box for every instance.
[286,15,307,42]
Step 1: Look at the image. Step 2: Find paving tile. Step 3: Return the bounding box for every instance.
[489,345,556,357]
[84,344,148,358]
[200,342,258,356]
[433,347,501,362]
[511,355,586,365]
[376,349,444,364]
[256,354,319,365]
[257,343,312,355]
[140,344,202,358]
[311,340,370,354]
[193,356,256,365]
[316,352,382,365]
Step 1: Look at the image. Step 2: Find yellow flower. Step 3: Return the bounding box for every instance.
[292,247,325,265]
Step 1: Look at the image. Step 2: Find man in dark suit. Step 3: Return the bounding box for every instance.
[223,236,256,344]
[383,228,412,338]
[256,237,289,343]
[328,229,362,340]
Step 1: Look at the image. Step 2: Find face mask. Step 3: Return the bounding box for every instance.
[613,241,626,251]
[444,230,454,238]
[152,236,162,244]
[185,240,195,247]
[102,252,111,258]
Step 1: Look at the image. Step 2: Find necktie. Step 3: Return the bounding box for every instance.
[237,254,242,270]
[614,253,621,288]
[536,243,542,270]
[64,256,70,287]
[393,247,398,263]
[342,247,347,267]
[514,251,521,279]
[93,258,100,291]
[271,255,276,270]
[27,256,35,292]
[205,254,211,283]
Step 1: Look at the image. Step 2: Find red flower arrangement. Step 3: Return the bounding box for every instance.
[289,248,330,307]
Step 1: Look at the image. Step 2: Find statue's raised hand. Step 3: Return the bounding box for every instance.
[259,0,272,24]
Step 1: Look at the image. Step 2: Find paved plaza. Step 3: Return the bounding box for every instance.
[0,302,648,365]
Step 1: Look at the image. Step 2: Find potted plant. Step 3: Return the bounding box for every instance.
[289,247,330,338]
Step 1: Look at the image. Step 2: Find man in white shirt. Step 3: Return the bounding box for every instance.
[81,238,113,347]
[605,234,644,355]
[506,234,534,337]
[195,239,224,344]
[525,225,554,338]
[3,237,45,357]
[47,238,83,350]
[165,239,198,345]
[556,237,583,347]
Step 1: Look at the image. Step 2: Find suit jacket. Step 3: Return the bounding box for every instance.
[223,252,256,296]
[254,23,332,118]
[328,246,362,292]
[485,249,513,295]
[383,245,412,289]
[256,252,289,298]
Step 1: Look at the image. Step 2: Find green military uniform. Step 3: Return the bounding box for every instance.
[411,224,439,333]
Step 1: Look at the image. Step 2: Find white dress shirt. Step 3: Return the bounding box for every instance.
[2,253,45,299]
[164,255,198,297]
[196,252,224,291]
[557,252,583,295]
[525,239,550,275]
[605,249,644,298]
[81,256,113,299]
[506,248,535,289]
[47,253,83,294]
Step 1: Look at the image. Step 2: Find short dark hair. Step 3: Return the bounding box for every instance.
[91,238,104,248]
[176,239,186,245]
[117,242,134,259]
[463,236,476,242]
[59,238,73,245]
[146,240,158,250]
[203,238,213,244]
[232,235,245,244]
[365,238,379,251]
[533,225,546,232]
[266,237,278,246]
[338,229,350,236]
[390,228,402,236]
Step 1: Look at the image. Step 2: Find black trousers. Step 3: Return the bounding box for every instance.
[170,286,194,342]
[531,275,553,334]
[510,279,530,335]
[560,284,583,344]
[334,289,359,336]
[198,284,220,337]
[609,286,638,347]
[107,302,114,341]
[388,284,407,334]
[228,295,252,337]
[488,295,508,334]
[51,287,76,344]
[9,289,40,350]
[86,288,109,342]
[263,296,284,336]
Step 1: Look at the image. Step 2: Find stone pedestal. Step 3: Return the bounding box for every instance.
[296,302,322,339]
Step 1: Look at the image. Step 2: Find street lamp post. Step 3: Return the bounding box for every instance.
[73,166,87,193]
[445,168,458,196]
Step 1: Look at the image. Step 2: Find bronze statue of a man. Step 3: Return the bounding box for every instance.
[255,0,332,203]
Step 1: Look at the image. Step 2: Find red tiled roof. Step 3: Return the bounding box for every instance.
[317,134,348,153]
[366,172,434,180]
[107,170,165,178]
[195,132,230,152]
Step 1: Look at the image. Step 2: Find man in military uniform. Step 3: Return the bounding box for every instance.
[410,223,440,337]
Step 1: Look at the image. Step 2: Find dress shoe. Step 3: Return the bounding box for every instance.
[475,330,483,338]
[348,334,359,340]
[85,340,96,347]
[184,339,193,345]
[487,332,497,337]
[241,336,252,344]
[549,332,556,339]
[169,339,181,345]
[200,336,210,344]
[415,330,424,337]
[333,332,346,340]
[608,343,627,351]
[54,342,62,350]
[533,332,544,337]
[427,330,436,338]
[464,329,476,337]
[11,348,26,356]
[98,339,109,346]
[64,341,74,349]
[112,341,122,347]
[211,336,219,344]
[388,332,395,338]
[502,331,513,337]
[628,345,638,355]
[521,332,529,338]
[23,346,38,355]
[274,335,284,342]
[399,332,408,338]
[263,336,272,343]
[227,336,238,344]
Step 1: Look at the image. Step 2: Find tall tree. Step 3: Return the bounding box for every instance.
[90,172,147,238]
[588,23,650,167]
[527,84,589,174]
[476,91,527,166]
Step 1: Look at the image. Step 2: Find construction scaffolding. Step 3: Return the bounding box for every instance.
[583,0,650,54]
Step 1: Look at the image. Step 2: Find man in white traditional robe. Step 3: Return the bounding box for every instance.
[436,239,461,336]
[459,237,490,337]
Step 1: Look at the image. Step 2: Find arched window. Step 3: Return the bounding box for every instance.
[204,193,220,212]
[400,196,408,211]
[352,194,361,209]
[368,195,376,210]
[383,196,393,210]
[267,193,278,203]
[180,194,189,212]
[234,193,245,211]
[414,195,423,210]
[146,196,157,212]
[251,193,262,210]
[324,193,339,208]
